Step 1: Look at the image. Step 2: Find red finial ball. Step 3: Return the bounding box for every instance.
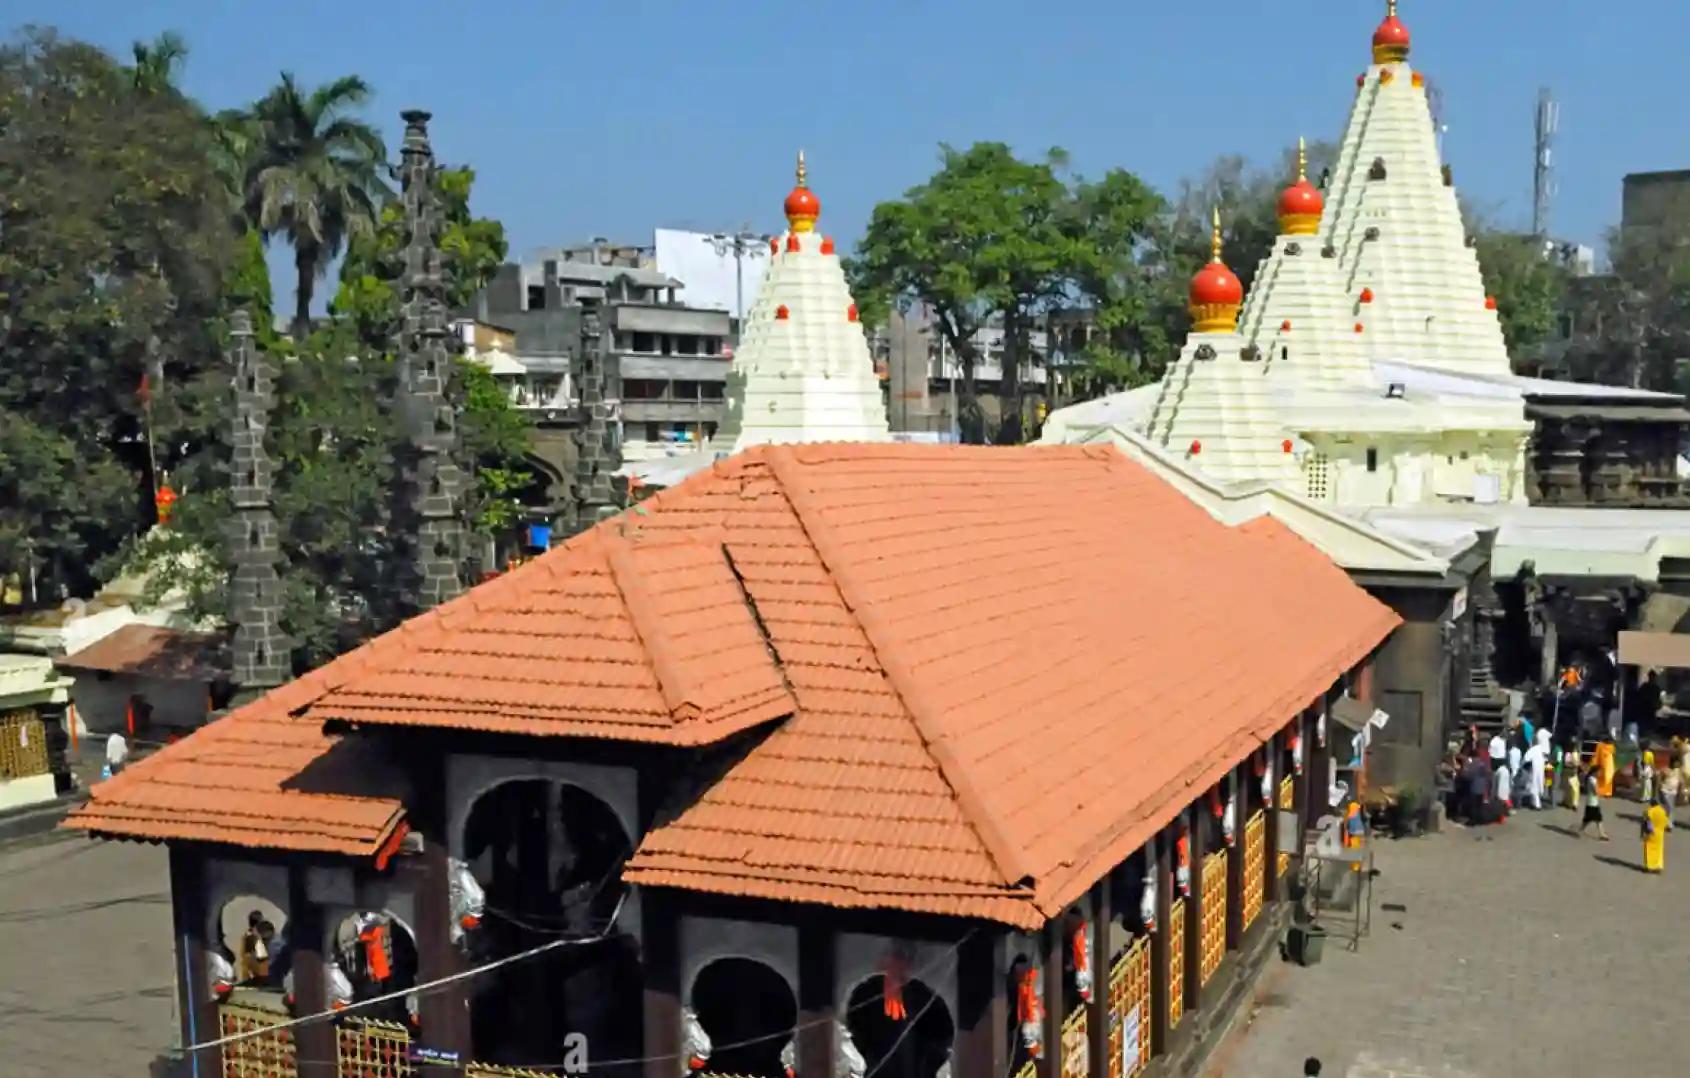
[846,303,859,322]
[1373,8,1412,63]
[820,236,836,255]
[785,234,801,253]
[1282,439,1294,454]
[1281,320,1293,332]
[1360,288,1375,304]
[775,304,790,320]
[1485,295,1498,311]
[1189,440,1202,456]
[785,185,820,223]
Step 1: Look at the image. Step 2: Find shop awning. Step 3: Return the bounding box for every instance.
[1618,630,1690,670]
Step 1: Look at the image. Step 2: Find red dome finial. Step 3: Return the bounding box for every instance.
[784,149,820,233]
[1373,0,1411,64]
[1277,136,1324,236]
[1189,207,1243,333]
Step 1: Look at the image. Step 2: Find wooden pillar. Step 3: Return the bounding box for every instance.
[411,750,471,1064]
[1182,806,1203,1016]
[168,846,221,1077]
[1087,880,1110,1075]
[1225,769,1244,952]
[288,866,334,1078]
[955,929,1007,1076]
[1265,734,1282,905]
[641,887,681,1078]
[796,919,837,1078]
[1039,921,1063,1078]
[1148,830,1171,1056]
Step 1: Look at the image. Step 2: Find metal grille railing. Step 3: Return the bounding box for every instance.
[464,1064,552,1078]
[0,709,49,780]
[1199,851,1227,986]
[1242,811,1267,931]
[1108,936,1152,1078]
[1060,1003,1088,1077]
[1166,897,1185,1030]
[1014,1061,1038,1078]
[217,1000,297,1078]
[336,1015,414,1077]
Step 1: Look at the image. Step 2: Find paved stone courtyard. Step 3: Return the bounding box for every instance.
[0,833,173,1077]
[1209,800,1690,1078]
[3,801,1686,1078]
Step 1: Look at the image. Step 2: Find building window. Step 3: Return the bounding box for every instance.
[675,335,700,356]
[702,336,722,356]
[631,332,657,354]
[1366,448,1378,473]
[643,422,661,442]
[701,381,724,401]
[526,285,546,310]
[623,379,665,400]
[673,381,702,401]
[1304,453,1332,501]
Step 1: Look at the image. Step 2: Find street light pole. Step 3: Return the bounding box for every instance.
[705,226,769,345]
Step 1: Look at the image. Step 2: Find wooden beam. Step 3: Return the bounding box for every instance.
[1087,879,1109,1075]
[287,866,333,1078]
[1149,829,1171,1057]
[1265,733,1283,906]
[167,846,221,1076]
[955,929,1007,1076]
[1226,768,1244,952]
[641,887,681,1078]
[1183,806,1203,1016]
[1040,920,1063,1078]
[796,917,837,1078]
[409,751,471,1065]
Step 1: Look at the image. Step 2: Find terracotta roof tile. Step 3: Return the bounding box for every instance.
[56,624,222,680]
[71,443,1396,923]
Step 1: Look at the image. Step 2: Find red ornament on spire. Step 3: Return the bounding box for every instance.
[1189,440,1202,456]
[846,304,859,322]
[775,304,790,320]
[820,236,836,255]
[785,234,800,253]
[1281,320,1293,332]
[1360,287,1375,304]
[1485,295,1498,311]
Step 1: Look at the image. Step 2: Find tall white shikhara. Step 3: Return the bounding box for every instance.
[713,152,890,453]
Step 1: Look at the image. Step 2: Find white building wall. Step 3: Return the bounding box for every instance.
[653,228,771,324]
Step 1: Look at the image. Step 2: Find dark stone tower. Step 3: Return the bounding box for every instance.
[566,298,623,534]
[394,109,466,609]
[227,310,290,693]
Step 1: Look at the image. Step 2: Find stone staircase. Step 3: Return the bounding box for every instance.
[1459,660,1510,739]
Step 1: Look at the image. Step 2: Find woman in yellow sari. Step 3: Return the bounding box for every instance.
[1644,793,1669,873]
[1594,740,1617,798]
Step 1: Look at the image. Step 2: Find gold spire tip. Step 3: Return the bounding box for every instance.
[1297,136,1307,181]
[796,149,807,188]
[1210,206,1223,263]
[1387,0,1397,16]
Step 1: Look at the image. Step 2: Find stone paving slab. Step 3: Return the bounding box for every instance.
[1208,802,1690,1078]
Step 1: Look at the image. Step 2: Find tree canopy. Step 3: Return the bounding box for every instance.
[0,30,240,598]
[1472,231,1569,357]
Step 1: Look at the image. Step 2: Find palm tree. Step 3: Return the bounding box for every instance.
[243,73,391,342]
[130,31,188,95]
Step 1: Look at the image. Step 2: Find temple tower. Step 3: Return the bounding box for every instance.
[713,152,889,452]
[567,298,623,533]
[227,310,290,693]
[394,109,466,609]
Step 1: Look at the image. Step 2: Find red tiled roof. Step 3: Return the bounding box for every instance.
[305,533,797,741]
[620,444,1397,927]
[56,624,222,681]
[67,443,1397,924]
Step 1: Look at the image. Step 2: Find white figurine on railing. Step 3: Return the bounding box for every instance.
[1140,872,1156,931]
[778,1023,865,1078]
[207,950,236,1000]
[448,858,485,944]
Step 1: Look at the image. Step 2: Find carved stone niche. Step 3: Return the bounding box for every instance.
[1321,245,1338,258]
[1364,226,1381,241]
[1194,344,1217,361]
[1284,242,1303,256]
[1241,345,1262,362]
[1442,164,1454,187]
[1369,157,1387,181]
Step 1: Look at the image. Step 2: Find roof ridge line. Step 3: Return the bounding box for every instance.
[601,532,703,723]
[761,448,1032,889]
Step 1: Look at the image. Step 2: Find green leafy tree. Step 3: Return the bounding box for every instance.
[853,143,1087,443]
[1566,204,1690,391]
[1063,169,1175,395]
[0,31,239,600]
[129,30,187,95]
[242,73,391,341]
[1472,231,1568,358]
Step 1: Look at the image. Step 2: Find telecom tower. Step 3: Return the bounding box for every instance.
[1533,88,1558,239]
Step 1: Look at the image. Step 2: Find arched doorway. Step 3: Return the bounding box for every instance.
[215,894,287,989]
[461,779,639,1069]
[690,958,796,1077]
[330,911,418,1022]
[845,975,954,1078]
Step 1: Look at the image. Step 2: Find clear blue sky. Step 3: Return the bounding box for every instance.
[9,1,1688,311]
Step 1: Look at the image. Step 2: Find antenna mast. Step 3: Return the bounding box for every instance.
[1533,87,1558,239]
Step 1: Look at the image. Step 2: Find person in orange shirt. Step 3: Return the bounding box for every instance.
[1593,739,1618,798]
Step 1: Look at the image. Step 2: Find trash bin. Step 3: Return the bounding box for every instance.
[1288,923,1326,966]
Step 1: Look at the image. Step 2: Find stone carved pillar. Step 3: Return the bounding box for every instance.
[227,310,290,693]
[394,110,466,610]
[567,299,622,535]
